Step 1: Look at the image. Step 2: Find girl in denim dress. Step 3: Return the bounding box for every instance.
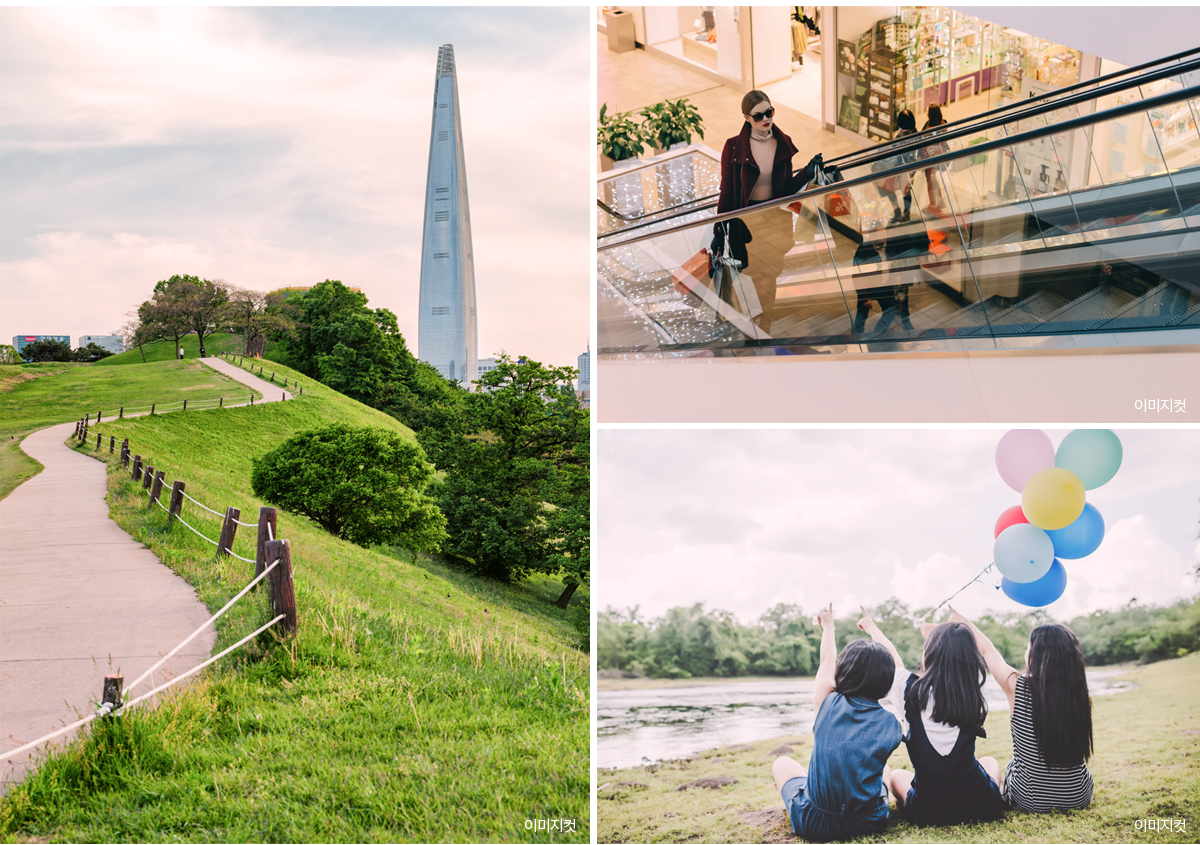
[772,603,903,843]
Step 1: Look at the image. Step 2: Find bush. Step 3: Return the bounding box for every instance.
[251,423,447,551]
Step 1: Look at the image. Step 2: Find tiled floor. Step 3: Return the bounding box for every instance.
[598,32,866,169]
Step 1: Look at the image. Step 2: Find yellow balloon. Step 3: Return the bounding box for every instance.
[1022,467,1086,530]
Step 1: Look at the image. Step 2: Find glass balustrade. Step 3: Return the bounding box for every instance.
[597,86,1200,357]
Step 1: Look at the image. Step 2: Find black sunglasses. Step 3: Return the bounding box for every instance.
[747,107,775,121]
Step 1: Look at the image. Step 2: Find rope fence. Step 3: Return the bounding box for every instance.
[1,422,305,766]
[216,352,305,394]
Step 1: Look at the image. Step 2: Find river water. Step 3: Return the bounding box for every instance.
[598,669,1135,771]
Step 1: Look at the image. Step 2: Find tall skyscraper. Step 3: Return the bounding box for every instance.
[418,44,478,384]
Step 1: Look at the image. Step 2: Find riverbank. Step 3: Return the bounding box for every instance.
[597,652,1199,844]
[599,674,813,692]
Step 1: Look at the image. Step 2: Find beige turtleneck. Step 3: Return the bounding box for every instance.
[748,127,777,202]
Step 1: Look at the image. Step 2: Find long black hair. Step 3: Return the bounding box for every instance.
[1026,624,1093,767]
[909,622,988,730]
[834,639,895,700]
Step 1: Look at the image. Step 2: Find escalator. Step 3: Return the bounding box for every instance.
[597,49,1200,355]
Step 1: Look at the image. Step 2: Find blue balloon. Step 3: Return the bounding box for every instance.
[1002,559,1068,607]
[1045,503,1105,559]
[994,522,1054,583]
[1056,429,1123,490]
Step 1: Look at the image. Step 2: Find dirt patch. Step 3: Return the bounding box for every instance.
[676,776,738,791]
[0,370,54,393]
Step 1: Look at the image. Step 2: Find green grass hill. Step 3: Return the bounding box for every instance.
[597,653,1200,844]
[96,332,246,366]
[0,356,588,842]
[0,360,258,501]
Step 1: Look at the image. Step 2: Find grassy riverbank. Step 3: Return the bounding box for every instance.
[0,360,257,501]
[0,358,588,842]
[598,653,1200,844]
[599,675,813,692]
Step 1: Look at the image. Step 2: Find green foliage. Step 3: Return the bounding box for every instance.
[96,333,245,366]
[71,343,114,363]
[599,597,1200,678]
[268,280,463,429]
[251,423,446,551]
[570,586,591,653]
[418,355,589,583]
[19,338,72,362]
[597,102,648,162]
[640,98,705,149]
[0,344,19,365]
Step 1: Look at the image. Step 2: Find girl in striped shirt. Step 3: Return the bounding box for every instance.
[952,609,1094,812]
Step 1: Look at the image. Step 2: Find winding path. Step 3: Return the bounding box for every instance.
[0,357,291,788]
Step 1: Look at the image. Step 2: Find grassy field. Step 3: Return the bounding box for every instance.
[0,358,589,842]
[597,653,1200,844]
[0,360,258,501]
[95,332,246,366]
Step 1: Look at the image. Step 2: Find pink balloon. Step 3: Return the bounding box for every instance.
[994,505,1029,538]
[996,429,1056,493]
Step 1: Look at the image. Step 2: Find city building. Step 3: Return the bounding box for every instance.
[417,44,479,385]
[577,347,591,392]
[11,335,70,354]
[477,357,498,377]
[597,8,1200,422]
[79,335,124,354]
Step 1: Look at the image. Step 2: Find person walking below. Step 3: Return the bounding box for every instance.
[920,104,949,212]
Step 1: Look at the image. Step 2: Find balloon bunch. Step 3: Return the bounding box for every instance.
[992,429,1122,607]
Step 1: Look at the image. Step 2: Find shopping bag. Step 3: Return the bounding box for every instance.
[828,191,851,216]
[673,249,712,298]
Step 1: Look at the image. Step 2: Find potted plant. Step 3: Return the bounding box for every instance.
[640,98,705,155]
[597,103,648,172]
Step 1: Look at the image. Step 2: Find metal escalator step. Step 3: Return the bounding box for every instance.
[1023,285,1138,333]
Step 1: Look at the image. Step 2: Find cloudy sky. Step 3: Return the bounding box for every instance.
[597,428,1200,624]
[0,7,590,368]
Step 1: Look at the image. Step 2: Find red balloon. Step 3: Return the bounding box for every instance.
[994,505,1029,538]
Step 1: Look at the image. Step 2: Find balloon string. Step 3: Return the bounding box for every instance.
[920,562,995,622]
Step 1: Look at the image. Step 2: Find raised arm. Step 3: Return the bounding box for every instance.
[858,606,907,674]
[813,603,837,717]
[950,606,1019,710]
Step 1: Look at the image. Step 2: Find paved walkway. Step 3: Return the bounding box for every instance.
[0,357,291,788]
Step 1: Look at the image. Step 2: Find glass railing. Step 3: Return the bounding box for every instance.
[598,51,1200,231]
[597,84,1200,356]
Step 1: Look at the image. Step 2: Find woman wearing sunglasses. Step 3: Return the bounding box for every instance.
[713,90,820,331]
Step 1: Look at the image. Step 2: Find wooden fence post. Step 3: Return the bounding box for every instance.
[263,538,297,634]
[218,506,240,558]
[109,436,115,454]
[149,471,165,505]
[143,466,155,490]
[119,406,124,419]
[132,455,143,481]
[101,675,123,713]
[97,410,102,423]
[168,481,185,522]
[219,397,224,408]
[255,506,277,584]
[96,432,102,449]
[250,393,254,406]
[150,403,155,415]
[183,399,187,411]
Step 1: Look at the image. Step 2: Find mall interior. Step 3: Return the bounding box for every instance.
[596,6,1200,423]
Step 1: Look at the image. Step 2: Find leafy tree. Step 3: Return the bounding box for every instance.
[120,314,160,363]
[251,423,447,551]
[226,285,294,357]
[19,338,72,362]
[139,284,192,357]
[418,354,588,583]
[0,345,20,365]
[71,343,114,362]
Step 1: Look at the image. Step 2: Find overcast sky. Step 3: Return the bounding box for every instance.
[0,7,590,368]
[597,429,1200,624]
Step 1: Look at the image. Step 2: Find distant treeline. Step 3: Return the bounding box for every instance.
[598,597,1200,678]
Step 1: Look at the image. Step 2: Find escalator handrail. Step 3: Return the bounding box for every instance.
[599,53,1200,228]
[823,46,1200,171]
[598,80,1200,249]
